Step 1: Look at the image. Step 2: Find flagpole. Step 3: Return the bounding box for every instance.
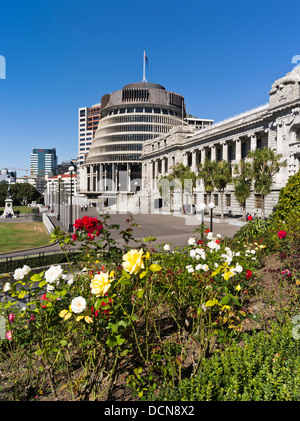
[143,50,146,82]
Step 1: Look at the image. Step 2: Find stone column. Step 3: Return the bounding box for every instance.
[200,148,205,165]
[183,152,188,166]
[99,164,103,192]
[127,163,131,192]
[222,142,228,162]
[211,144,216,162]
[235,138,241,162]
[191,150,197,173]
[249,133,257,151]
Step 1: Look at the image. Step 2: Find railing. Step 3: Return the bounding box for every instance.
[0,249,81,274]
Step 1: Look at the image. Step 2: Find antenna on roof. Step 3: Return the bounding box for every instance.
[143,50,148,82]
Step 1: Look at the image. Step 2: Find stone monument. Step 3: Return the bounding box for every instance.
[0,181,16,218]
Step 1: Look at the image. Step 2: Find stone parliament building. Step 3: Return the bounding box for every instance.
[79,66,300,217]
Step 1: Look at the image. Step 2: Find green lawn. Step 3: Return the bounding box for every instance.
[0,206,39,215]
[0,222,50,253]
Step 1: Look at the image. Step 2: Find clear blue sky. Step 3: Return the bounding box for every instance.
[1,0,299,177]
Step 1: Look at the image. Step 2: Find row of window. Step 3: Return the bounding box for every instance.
[97,144,143,153]
[102,107,181,118]
[101,124,175,135]
[101,114,182,126]
[94,153,141,162]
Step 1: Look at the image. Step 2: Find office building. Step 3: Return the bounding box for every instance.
[30,148,57,176]
[77,103,101,165]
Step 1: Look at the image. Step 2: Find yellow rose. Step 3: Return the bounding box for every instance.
[122,249,145,275]
[90,271,114,296]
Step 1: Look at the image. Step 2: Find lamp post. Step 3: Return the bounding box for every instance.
[198,203,206,240]
[68,166,75,233]
[57,175,61,221]
[208,202,215,233]
[51,180,54,212]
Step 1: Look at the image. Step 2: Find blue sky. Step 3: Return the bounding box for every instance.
[0,0,299,177]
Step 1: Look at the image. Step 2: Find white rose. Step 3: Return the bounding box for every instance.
[202,264,209,272]
[207,232,214,240]
[3,282,11,292]
[235,264,243,273]
[45,265,64,284]
[13,265,31,280]
[188,237,196,246]
[190,249,196,258]
[195,264,202,271]
[163,244,171,251]
[186,265,194,273]
[71,296,87,314]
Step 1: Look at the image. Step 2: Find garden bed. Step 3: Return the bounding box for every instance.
[0,212,299,402]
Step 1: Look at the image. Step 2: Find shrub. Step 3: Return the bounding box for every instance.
[150,323,300,401]
[275,170,300,221]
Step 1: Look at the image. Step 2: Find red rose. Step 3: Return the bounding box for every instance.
[246,270,252,279]
[247,215,253,221]
[277,230,287,239]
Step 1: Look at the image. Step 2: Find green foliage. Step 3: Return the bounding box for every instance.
[150,323,300,401]
[247,147,287,219]
[0,212,299,401]
[232,160,253,221]
[198,158,216,198]
[274,170,300,221]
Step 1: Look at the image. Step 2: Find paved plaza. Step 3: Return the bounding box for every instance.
[0,207,243,259]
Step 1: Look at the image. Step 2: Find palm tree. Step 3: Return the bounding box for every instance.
[198,158,216,203]
[213,160,232,218]
[247,147,287,219]
[159,163,197,213]
[232,160,253,221]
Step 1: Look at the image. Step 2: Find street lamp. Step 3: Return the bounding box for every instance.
[51,180,54,212]
[57,175,61,221]
[208,202,215,233]
[68,166,75,233]
[198,203,206,240]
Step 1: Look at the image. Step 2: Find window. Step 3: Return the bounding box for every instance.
[214,194,218,206]
[204,194,207,205]
[225,194,231,207]
[255,194,262,208]
[257,138,262,149]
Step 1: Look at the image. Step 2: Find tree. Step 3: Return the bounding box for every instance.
[247,147,287,219]
[197,158,216,203]
[10,183,41,206]
[159,163,197,213]
[213,160,232,218]
[232,160,253,221]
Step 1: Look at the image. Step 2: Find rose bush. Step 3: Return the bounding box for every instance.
[0,213,282,401]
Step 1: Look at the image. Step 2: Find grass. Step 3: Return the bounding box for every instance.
[0,222,50,253]
[0,206,38,215]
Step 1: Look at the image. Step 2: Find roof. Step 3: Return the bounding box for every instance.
[122,81,166,90]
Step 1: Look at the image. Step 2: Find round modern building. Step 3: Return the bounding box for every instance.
[79,81,186,200]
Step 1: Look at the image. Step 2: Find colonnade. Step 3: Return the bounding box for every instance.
[80,162,142,193]
[146,130,268,190]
